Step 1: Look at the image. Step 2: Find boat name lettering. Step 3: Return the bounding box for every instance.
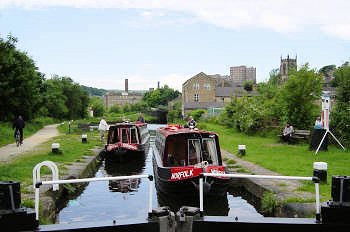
[210,169,225,174]
[171,169,194,180]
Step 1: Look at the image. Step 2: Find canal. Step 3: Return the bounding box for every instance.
[57,124,262,224]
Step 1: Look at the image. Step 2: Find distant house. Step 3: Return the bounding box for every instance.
[104,79,144,108]
[182,72,257,115]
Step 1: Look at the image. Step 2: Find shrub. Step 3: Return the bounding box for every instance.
[189,109,206,121]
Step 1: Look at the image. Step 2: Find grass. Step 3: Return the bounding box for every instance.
[0,125,102,189]
[0,117,56,147]
[0,124,103,223]
[201,122,350,201]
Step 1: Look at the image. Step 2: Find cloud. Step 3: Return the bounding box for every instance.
[2,0,350,40]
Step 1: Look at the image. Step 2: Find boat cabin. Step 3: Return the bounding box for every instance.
[107,122,148,145]
[155,125,222,167]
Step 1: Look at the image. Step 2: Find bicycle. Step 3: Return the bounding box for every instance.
[15,130,21,147]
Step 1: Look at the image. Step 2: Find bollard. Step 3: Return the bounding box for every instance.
[313,162,327,183]
[238,145,246,156]
[51,143,60,153]
[81,134,87,143]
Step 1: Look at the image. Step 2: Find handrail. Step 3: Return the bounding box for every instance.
[34,173,154,221]
[33,161,59,191]
[199,173,321,222]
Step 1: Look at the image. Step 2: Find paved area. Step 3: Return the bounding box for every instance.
[0,124,60,163]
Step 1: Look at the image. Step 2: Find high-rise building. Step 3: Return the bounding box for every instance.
[230,66,256,84]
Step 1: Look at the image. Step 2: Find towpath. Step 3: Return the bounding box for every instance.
[222,150,313,201]
[0,124,60,163]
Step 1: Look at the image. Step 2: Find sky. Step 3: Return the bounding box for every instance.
[1,0,350,91]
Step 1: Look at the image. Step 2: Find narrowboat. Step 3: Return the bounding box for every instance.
[101,122,150,160]
[152,125,228,196]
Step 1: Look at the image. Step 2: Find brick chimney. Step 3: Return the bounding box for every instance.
[125,79,128,92]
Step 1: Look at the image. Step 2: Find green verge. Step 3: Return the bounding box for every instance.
[201,122,350,201]
[0,123,103,222]
[0,117,57,147]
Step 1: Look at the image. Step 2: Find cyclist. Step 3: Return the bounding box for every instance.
[13,115,25,144]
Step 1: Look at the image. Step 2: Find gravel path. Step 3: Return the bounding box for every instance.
[0,124,60,163]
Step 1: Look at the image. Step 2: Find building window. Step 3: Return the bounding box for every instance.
[203,83,211,90]
[194,94,199,102]
[192,83,200,90]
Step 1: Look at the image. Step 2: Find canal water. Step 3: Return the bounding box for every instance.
[57,124,262,224]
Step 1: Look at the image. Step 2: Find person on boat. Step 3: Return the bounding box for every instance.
[137,113,145,123]
[187,116,197,128]
[98,117,109,141]
[281,122,294,142]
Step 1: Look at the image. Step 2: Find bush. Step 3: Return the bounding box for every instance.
[223,96,268,134]
[109,104,122,113]
[189,109,206,121]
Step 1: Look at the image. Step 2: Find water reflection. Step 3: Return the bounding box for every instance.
[104,155,146,193]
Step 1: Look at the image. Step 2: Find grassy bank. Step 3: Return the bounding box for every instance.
[0,117,57,147]
[201,122,350,200]
[0,123,103,220]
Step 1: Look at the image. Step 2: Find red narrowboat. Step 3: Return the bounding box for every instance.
[152,125,228,196]
[102,122,150,160]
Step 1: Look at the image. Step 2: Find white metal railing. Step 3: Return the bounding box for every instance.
[199,173,321,222]
[33,161,59,191]
[33,162,153,221]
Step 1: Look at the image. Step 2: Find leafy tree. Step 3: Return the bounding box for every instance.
[190,109,206,121]
[109,104,122,113]
[330,62,350,147]
[41,79,68,119]
[223,96,268,134]
[143,85,180,107]
[243,81,253,91]
[0,35,44,120]
[89,96,105,117]
[167,101,182,123]
[319,65,336,77]
[81,85,107,96]
[43,75,89,119]
[277,64,322,128]
[122,104,131,113]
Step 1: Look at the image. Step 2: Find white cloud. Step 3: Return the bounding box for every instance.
[2,0,350,40]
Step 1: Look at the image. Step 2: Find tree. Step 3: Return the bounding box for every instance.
[0,35,44,120]
[277,64,323,128]
[330,62,350,147]
[143,85,180,107]
[41,79,68,119]
[42,75,89,119]
[243,81,253,91]
[89,96,105,117]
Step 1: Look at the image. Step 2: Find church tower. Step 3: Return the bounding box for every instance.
[280,55,297,81]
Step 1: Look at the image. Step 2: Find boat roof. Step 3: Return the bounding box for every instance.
[110,122,147,128]
[158,124,218,138]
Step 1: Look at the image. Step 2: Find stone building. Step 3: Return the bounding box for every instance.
[182,72,257,115]
[104,79,143,108]
[280,55,297,81]
[230,66,256,84]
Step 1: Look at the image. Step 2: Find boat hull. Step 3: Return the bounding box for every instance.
[103,137,150,162]
[152,155,228,197]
